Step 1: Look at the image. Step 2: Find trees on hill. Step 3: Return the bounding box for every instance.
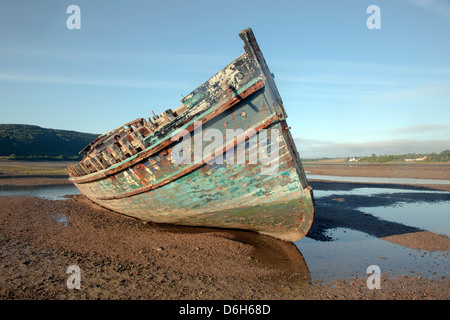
[0,124,98,161]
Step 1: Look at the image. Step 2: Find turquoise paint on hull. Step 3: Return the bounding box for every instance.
[75,121,314,241]
[69,28,314,242]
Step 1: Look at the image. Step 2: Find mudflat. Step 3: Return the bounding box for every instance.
[0,162,449,300]
[0,161,71,186]
[305,163,450,191]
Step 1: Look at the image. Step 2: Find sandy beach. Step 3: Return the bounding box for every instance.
[0,162,449,300]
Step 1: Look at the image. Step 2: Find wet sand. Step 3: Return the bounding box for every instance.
[0,163,449,300]
[0,161,72,186]
[305,163,450,191]
[0,175,71,186]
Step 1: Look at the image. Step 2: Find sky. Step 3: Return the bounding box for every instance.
[0,0,449,158]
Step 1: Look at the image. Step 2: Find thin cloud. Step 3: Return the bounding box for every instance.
[272,58,450,77]
[365,86,450,104]
[390,124,450,135]
[276,74,407,87]
[0,47,233,64]
[403,0,450,19]
[294,137,450,158]
[0,72,190,89]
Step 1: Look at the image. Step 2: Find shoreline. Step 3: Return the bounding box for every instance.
[2,162,449,184]
[303,163,450,180]
[304,163,450,191]
[0,162,449,300]
[1,195,448,300]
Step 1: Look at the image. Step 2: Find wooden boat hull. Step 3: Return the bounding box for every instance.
[67,28,314,242]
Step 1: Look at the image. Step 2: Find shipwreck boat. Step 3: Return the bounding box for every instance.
[66,28,314,242]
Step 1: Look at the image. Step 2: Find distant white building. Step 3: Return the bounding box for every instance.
[404,156,427,162]
[348,157,358,162]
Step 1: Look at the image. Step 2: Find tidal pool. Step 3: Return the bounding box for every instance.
[296,180,449,281]
[1,179,448,282]
[0,184,80,200]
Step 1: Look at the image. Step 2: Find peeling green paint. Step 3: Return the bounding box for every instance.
[70,29,314,242]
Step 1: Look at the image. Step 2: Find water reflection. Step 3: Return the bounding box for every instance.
[308,174,450,185]
[142,222,312,283]
[1,180,448,283]
[0,183,313,282]
[0,184,80,200]
[311,182,450,236]
[296,181,449,281]
[52,212,69,226]
[297,227,448,281]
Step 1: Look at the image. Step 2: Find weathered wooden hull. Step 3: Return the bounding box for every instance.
[67,28,314,242]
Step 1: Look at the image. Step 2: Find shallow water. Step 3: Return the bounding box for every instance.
[1,180,448,282]
[314,187,450,236]
[307,174,450,185]
[297,179,450,281]
[0,184,80,200]
[297,227,448,281]
[52,212,69,226]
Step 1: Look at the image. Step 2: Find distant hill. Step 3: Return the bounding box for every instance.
[356,150,450,163]
[0,124,99,161]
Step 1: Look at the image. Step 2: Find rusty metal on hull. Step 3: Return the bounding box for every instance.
[67,28,314,242]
